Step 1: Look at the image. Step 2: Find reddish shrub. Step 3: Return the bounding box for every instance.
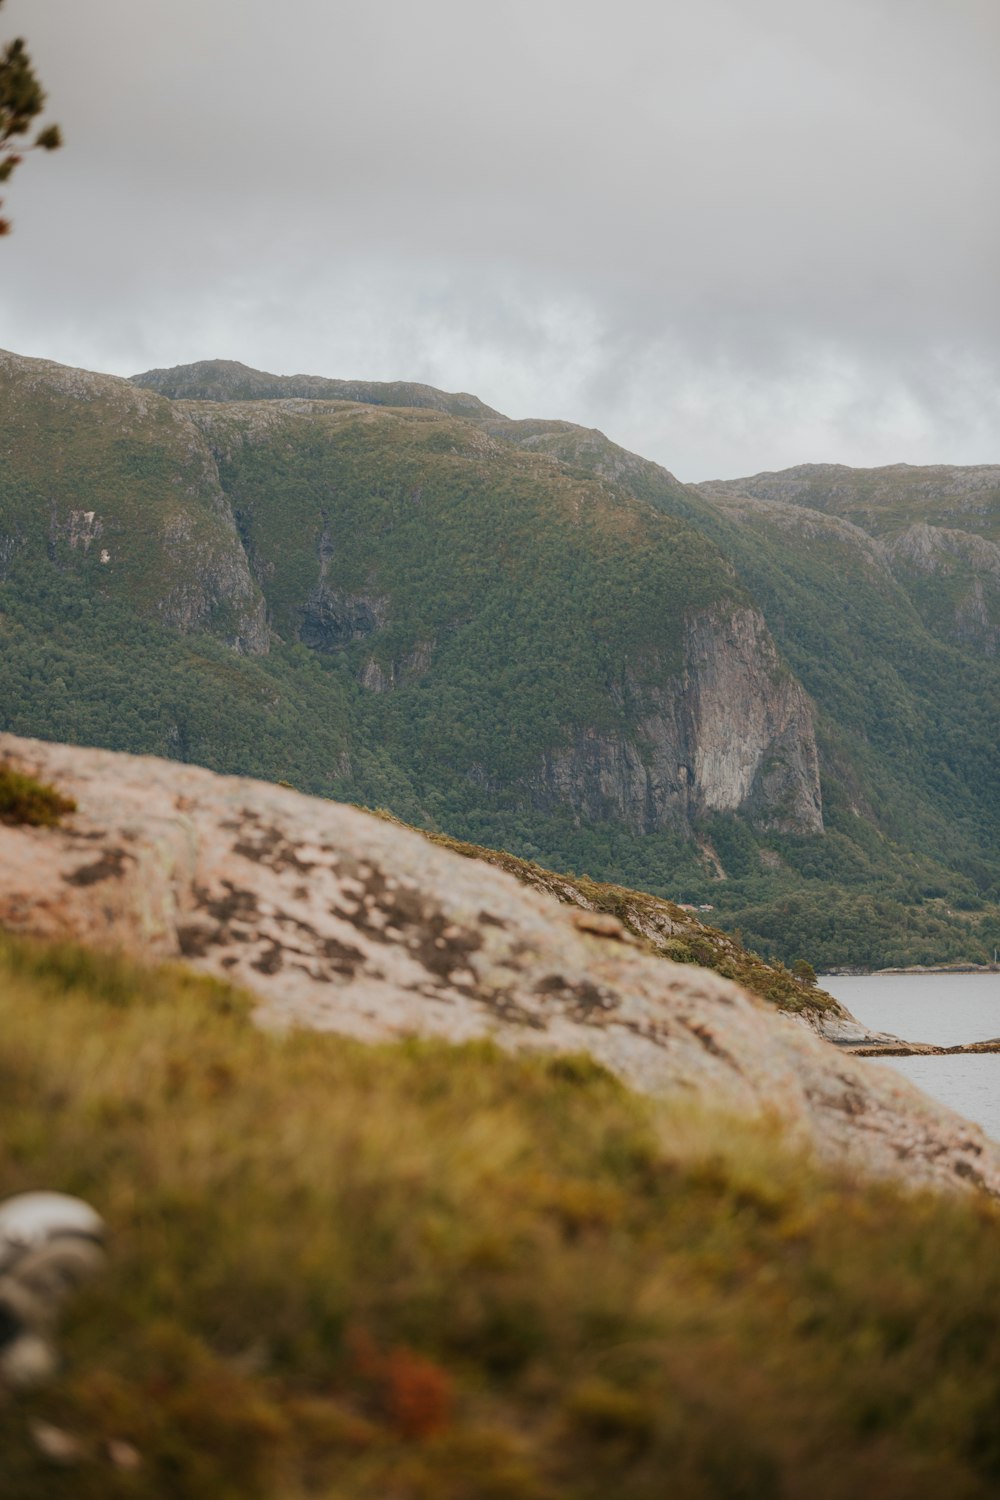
[382,1346,454,1440]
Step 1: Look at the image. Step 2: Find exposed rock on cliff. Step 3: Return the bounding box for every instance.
[1,733,994,1197]
[533,604,822,835]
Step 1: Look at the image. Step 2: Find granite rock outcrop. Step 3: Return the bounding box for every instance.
[0,734,994,1197]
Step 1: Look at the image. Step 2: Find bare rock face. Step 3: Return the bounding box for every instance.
[685,606,822,830]
[534,605,823,835]
[1,734,994,1196]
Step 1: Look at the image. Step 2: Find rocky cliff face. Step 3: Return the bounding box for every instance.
[0,733,993,1197]
[533,604,823,835]
[684,605,822,829]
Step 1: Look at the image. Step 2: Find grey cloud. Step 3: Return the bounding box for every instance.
[1,0,997,478]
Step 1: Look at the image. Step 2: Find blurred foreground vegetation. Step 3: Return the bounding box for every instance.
[2,935,1000,1498]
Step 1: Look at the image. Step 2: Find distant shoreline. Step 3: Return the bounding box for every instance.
[821,964,1000,978]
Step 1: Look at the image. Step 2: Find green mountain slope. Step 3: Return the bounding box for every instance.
[0,352,267,652]
[477,419,1000,964]
[701,464,1000,656]
[2,351,998,967]
[702,461,1000,542]
[4,350,820,860]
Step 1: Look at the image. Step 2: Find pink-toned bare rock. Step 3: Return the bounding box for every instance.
[1,732,997,1196]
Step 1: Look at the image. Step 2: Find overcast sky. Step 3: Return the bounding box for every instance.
[1,0,997,480]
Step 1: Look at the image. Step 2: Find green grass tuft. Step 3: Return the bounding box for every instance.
[0,765,76,827]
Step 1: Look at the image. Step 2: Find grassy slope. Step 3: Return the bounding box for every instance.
[3,934,1000,1499]
[0,558,369,793]
[131,358,501,416]
[700,465,1000,657]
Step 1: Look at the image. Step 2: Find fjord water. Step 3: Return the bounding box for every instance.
[822,973,1000,1142]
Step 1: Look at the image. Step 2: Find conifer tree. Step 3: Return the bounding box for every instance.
[0,0,61,235]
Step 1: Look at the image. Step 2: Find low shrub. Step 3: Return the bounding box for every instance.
[0,765,76,827]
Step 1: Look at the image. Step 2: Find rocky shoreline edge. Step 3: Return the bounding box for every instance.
[816,969,999,1056]
[837,1036,1000,1058]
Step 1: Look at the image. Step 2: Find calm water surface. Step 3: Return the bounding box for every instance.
[821,973,1000,1143]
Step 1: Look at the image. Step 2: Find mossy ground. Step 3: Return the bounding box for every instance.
[2,935,1000,1498]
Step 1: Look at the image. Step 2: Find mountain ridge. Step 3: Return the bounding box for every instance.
[130,357,503,419]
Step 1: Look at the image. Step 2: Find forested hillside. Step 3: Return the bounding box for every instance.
[2,349,998,967]
[479,420,1000,967]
